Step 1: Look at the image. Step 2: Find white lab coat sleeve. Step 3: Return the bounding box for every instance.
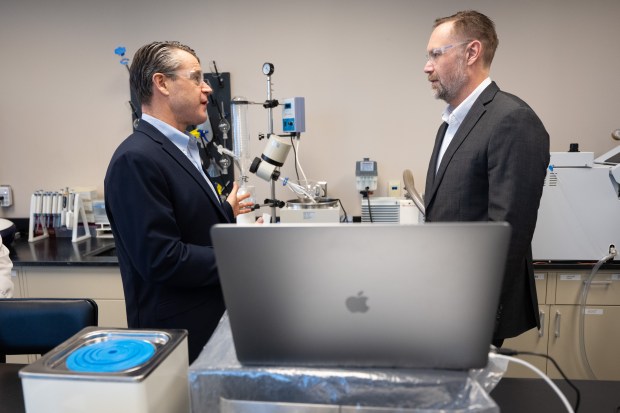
[0,235,14,298]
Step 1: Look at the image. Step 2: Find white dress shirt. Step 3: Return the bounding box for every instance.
[436,77,492,173]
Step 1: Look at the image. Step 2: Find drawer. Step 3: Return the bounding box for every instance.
[553,271,620,305]
[22,267,124,299]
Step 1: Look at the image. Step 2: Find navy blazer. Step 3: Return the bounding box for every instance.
[104,120,234,361]
[424,82,550,339]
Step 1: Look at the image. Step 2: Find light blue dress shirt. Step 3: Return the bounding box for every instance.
[141,114,221,202]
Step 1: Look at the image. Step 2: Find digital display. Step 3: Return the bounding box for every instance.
[360,161,375,172]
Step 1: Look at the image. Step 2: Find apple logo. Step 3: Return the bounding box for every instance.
[346,291,369,313]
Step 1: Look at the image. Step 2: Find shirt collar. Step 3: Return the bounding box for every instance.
[441,77,492,125]
[141,113,192,152]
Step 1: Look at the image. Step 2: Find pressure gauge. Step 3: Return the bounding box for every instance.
[262,62,274,76]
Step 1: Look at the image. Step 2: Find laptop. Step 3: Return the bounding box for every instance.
[211,222,510,370]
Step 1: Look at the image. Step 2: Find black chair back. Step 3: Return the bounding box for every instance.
[0,298,98,362]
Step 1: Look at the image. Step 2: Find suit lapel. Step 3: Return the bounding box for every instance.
[425,82,499,210]
[163,143,226,210]
[138,121,231,222]
[425,122,448,205]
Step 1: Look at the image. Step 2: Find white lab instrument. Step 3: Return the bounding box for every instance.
[361,197,420,224]
[0,185,12,207]
[249,95,306,185]
[532,145,620,261]
[20,328,189,413]
[250,133,293,182]
[220,133,320,215]
[282,97,305,133]
[279,197,340,223]
[356,158,378,192]
[279,180,339,223]
[236,62,334,221]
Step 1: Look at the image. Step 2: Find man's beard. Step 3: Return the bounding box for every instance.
[433,58,468,103]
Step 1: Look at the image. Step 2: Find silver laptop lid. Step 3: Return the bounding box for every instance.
[211,222,510,369]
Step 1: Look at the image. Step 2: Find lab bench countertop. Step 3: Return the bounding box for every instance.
[8,234,118,267]
[533,260,620,271]
[6,229,620,270]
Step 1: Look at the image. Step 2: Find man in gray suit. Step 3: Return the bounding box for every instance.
[423,11,550,346]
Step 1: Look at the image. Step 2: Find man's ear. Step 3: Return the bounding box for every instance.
[466,40,483,66]
[152,73,171,97]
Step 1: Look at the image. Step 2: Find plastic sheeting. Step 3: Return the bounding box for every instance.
[188,314,506,412]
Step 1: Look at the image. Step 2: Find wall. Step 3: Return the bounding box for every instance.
[1,0,619,219]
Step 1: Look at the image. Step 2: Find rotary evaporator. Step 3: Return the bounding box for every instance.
[225,62,341,223]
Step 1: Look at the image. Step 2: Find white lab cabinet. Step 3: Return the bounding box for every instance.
[20,266,127,328]
[504,270,620,380]
[548,270,620,380]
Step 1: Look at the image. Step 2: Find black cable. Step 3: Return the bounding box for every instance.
[333,199,348,223]
[208,94,224,121]
[211,60,225,88]
[497,348,580,412]
[361,188,373,223]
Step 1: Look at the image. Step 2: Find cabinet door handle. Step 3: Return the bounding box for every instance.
[538,309,545,338]
[554,310,562,337]
[585,280,612,286]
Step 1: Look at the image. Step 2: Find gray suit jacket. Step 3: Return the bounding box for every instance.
[424,82,550,339]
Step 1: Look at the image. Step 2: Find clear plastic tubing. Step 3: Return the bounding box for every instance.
[578,246,616,379]
[231,97,251,176]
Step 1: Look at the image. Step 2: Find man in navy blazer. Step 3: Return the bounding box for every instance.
[105,41,255,363]
[423,11,550,345]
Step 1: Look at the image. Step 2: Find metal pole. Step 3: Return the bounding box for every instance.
[266,75,276,222]
[267,75,273,134]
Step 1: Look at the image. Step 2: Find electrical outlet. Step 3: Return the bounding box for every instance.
[387,180,401,198]
[0,185,13,207]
